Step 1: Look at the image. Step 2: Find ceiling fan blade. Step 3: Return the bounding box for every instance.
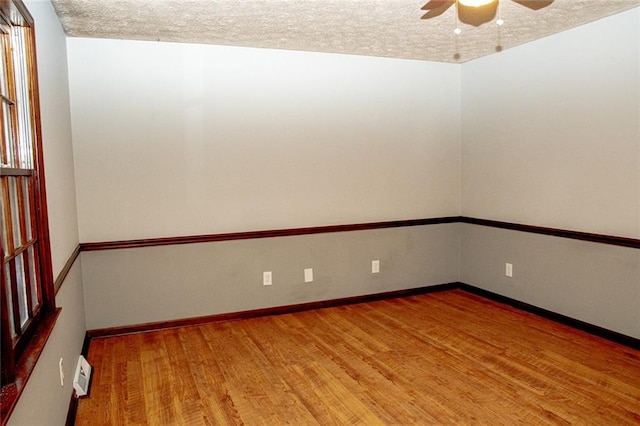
[421,0,455,19]
[512,0,554,11]
[421,0,454,10]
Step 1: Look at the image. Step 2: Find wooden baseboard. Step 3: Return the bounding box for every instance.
[65,392,78,426]
[86,283,459,339]
[457,283,640,350]
[80,333,91,358]
[85,282,640,350]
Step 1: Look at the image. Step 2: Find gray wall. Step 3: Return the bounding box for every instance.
[461,224,640,339]
[459,8,639,340]
[82,224,460,329]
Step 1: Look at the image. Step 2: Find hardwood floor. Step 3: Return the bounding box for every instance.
[75,290,640,425]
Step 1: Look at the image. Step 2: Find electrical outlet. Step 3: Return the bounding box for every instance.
[263,271,272,286]
[505,263,513,278]
[304,268,313,283]
[372,260,380,274]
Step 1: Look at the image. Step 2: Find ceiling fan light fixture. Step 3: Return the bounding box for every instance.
[458,0,495,7]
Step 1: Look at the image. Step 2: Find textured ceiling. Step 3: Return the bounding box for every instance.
[51,0,639,63]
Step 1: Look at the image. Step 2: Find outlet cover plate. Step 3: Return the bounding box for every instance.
[505,263,513,278]
[304,268,313,283]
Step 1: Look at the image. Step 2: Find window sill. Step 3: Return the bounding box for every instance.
[0,308,61,425]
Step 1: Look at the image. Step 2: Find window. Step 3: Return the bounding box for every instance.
[0,0,54,390]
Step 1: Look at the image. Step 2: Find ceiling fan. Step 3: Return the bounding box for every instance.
[421,0,554,27]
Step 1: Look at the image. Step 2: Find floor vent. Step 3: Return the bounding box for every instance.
[73,355,92,397]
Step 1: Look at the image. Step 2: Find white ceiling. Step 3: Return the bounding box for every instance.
[51,0,639,63]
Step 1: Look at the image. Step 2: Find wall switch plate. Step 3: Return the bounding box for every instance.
[505,263,513,278]
[304,268,313,283]
[263,271,272,286]
[372,260,380,274]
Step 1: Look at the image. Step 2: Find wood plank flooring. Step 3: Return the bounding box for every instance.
[75,290,640,425]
